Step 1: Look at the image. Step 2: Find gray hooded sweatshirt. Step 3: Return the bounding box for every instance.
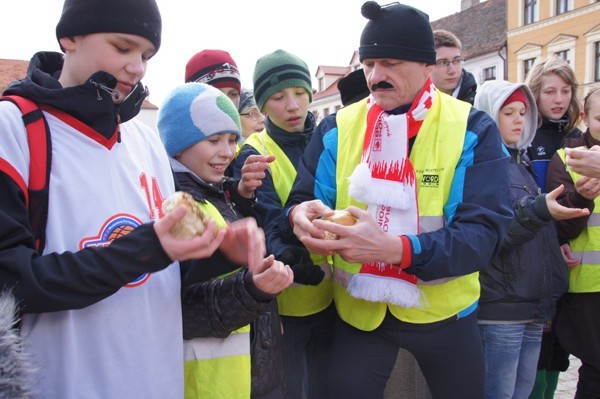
[475,80,538,152]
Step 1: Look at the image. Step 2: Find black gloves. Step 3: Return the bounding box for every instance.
[279,246,325,286]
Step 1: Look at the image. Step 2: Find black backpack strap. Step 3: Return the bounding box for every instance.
[1,95,51,253]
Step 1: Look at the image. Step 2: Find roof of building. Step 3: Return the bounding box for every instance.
[313,78,343,101]
[315,65,350,77]
[0,58,29,93]
[0,58,158,109]
[431,0,506,59]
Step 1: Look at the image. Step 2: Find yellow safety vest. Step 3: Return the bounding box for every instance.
[184,200,251,399]
[557,149,600,293]
[333,94,480,331]
[243,131,334,317]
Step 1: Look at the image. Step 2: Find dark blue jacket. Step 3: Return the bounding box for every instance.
[479,148,568,321]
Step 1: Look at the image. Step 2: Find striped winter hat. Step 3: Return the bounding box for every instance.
[184,50,241,92]
[252,49,312,111]
[158,83,241,157]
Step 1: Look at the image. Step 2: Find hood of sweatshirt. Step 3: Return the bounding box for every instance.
[474,80,538,151]
[3,51,149,139]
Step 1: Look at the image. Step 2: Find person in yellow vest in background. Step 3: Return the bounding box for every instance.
[158,82,294,399]
[546,86,600,398]
[233,49,335,399]
[280,2,514,398]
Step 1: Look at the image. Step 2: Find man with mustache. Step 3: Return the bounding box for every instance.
[279,2,513,398]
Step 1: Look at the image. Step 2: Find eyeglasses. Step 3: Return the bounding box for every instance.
[240,109,262,121]
[435,57,465,68]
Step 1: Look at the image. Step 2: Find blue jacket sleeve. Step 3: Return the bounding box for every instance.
[405,109,513,280]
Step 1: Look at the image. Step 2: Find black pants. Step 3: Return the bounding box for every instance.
[328,310,484,399]
[556,292,600,399]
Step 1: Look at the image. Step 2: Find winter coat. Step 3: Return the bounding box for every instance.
[527,116,582,193]
[456,69,477,105]
[475,80,568,321]
[173,160,284,397]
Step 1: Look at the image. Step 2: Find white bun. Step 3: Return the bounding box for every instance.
[322,210,355,240]
[162,191,209,239]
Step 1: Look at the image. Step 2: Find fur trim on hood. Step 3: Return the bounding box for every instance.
[0,292,30,399]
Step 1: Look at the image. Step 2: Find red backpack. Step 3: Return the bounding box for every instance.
[1,95,51,253]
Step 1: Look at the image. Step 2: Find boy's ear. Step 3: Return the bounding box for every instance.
[59,36,77,52]
[581,110,588,126]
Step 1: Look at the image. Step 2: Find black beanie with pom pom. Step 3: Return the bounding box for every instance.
[359,1,435,64]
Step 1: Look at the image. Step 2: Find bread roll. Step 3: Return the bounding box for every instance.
[322,210,355,240]
[162,191,209,239]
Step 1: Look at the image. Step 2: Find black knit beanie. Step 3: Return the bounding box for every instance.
[56,0,162,51]
[359,1,435,64]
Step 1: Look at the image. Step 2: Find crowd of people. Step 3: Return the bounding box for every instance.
[0,0,599,398]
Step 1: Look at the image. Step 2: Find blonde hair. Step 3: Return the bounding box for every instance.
[583,85,600,115]
[433,30,462,51]
[524,57,581,132]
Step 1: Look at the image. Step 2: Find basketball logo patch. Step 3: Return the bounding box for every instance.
[80,214,151,287]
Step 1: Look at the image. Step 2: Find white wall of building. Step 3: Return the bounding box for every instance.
[464,50,507,85]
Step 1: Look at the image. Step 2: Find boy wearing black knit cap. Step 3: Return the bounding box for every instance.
[0,0,267,398]
[233,49,336,399]
[280,2,513,398]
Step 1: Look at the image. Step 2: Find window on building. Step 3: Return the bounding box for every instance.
[596,41,600,82]
[524,0,537,25]
[323,108,330,117]
[524,58,536,79]
[483,67,496,81]
[335,105,341,112]
[556,0,570,15]
[555,49,570,62]
[318,77,324,92]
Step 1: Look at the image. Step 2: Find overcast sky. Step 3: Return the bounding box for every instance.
[1,0,462,106]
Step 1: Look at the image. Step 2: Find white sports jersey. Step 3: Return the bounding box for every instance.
[0,103,183,399]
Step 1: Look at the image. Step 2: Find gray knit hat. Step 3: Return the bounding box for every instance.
[238,88,257,113]
[56,0,162,51]
[253,49,313,111]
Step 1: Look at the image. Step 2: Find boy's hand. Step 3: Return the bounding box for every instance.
[249,255,293,294]
[219,217,266,267]
[546,185,590,220]
[574,176,600,200]
[237,154,276,198]
[154,205,225,261]
[561,243,580,269]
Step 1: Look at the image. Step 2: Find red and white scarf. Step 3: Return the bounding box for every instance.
[347,78,436,308]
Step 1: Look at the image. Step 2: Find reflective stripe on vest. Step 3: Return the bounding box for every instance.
[184,326,251,399]
[333,94,480,329]
[184,200,251,397]
[243,131,334,316]
[557,149,600,293]
[243,130,296,206]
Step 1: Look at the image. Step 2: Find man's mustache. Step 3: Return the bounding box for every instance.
[371,81,394,91]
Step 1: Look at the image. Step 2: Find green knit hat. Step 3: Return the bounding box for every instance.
[253,49,313,111]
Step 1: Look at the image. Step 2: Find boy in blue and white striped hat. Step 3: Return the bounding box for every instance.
[158,82,293,398]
